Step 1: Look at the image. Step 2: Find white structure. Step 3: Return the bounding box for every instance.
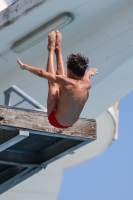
[0,0,12,12]
[0,0,133,199]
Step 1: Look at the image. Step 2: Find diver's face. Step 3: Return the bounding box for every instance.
[67,69,72,78]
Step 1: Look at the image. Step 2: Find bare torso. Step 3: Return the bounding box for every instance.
[55,78,91,126]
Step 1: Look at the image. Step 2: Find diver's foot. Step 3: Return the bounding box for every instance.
[47,31,56,51]
[55,30,62,52]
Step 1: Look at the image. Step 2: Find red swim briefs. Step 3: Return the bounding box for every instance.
[48,109,72,129]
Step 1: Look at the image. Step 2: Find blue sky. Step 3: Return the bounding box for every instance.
[58,91,133,200]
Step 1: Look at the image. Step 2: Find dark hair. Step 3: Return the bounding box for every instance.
[66,53,89,77]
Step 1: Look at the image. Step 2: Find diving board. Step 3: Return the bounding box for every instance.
[0,105,96,194]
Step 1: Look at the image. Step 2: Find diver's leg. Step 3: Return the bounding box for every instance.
[47,31,59,116]
[55,30,66,76]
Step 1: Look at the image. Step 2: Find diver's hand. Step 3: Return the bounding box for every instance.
[89,68,98,76]
[17,58,26,70]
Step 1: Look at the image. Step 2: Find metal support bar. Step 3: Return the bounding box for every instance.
[4,85,47,111]
[0,167,28,193]
[0,149,39,165]
[40,139,83,165]
[0,167,43,194]
[0,160,39,168]
[4,93,11,106]
[13,99,25,107]
[0,130,29,152]
[0,160,21,166]
[0,165,24,184]
[0,167,42,194]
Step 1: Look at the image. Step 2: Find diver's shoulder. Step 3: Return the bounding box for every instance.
[82,79,91,88]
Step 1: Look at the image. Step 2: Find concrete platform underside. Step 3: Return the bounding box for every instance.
[0,105,96,194]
